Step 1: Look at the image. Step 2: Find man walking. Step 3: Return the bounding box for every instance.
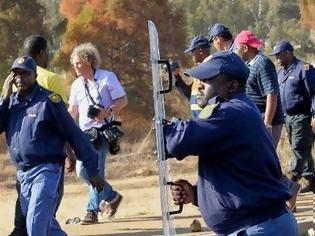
[68,42,128,224]
[270,40,315,193]
[1,56,104,236]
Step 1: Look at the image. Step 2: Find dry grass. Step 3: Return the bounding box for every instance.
[0,127,314,189]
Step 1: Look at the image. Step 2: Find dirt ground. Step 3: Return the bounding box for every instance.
[0,143,313,236]
[0,168,215,236]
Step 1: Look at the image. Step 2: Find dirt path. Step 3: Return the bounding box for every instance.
[0,174,313,236]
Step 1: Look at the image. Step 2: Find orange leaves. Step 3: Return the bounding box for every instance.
[299,0,315,30]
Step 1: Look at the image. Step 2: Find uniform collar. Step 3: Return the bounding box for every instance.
[207,96,228,105]
[284,57,298,73]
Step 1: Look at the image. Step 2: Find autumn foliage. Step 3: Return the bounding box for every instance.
[55,0,188,139]
[300,0,315,30]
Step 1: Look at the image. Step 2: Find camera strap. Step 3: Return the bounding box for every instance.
[84,79,99,106]
[83,78,113,124]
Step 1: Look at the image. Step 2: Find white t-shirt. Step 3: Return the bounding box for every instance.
[69,69,126,131]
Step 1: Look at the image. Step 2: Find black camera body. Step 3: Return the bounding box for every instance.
[100,121,124,155]
[87,105,101,119]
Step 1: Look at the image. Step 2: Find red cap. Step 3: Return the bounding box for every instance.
[234,30,264,48]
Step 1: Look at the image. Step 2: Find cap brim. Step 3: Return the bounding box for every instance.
[11,65,34,73]
[268,49,280,56]
[184,61,219,80]
[184,47,194,53]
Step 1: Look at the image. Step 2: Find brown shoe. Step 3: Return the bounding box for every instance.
[99,193,123,219]
[287,181,301,211]
[80,211,98,225]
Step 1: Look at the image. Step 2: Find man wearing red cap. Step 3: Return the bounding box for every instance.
[234,30,284,148]
[234,31,300,211]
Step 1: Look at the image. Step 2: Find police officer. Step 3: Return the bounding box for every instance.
[270,40,315,193]
[0,56,104,236]
[9,35,73,236]
[208,23,234,51]
[165,51,298,235]
[173,35,211,117]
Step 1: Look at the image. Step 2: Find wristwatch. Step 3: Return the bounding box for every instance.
[108,106,113,113]
[264,122,272,129]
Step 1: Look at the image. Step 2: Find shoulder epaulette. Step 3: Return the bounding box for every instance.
[48,93,61,103]
[198,103,219,120]
[304,64,310,71]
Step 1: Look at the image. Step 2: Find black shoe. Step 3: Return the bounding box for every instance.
[8,228,28,236]
[300,176,315,193]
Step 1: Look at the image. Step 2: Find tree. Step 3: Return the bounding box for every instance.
[0,0,48,83]
[55,0,188,116]
[299,0,315,30]
[172,0,314,57]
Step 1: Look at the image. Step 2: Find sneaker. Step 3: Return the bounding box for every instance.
[287,181,301,211]
[80,211,98,225]
[99,193,123,219]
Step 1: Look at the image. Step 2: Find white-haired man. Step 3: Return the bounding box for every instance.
[68,42,128,224]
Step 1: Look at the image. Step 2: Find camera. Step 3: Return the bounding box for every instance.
[87,105,101,119]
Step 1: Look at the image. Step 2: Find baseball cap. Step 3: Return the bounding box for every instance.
[269,40,294,56]
[208,23,230,39]
[185,51,249,82]
[234,30,264,49]
[184,36,211,53]
[11,56,36,73]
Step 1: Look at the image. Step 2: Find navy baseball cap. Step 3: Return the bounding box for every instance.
[185,51,249,81]
[208,23,230,39]
[269,40,294,56]
[184,36,211,53]
[11,56,36,73]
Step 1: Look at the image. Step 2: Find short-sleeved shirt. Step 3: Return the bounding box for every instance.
[246,53,284,125]
[69,69,126,131]
[36,66,67,102]
[278,58,315,115]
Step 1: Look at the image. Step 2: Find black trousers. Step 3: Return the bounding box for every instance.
[285,114,315,178]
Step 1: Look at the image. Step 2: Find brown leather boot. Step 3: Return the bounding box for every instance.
[99,193,123,219]
[80,211,98,225]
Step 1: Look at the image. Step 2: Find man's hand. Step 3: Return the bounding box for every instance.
[264,123,272,135]
[65,143,76,173]
[2,72,15,99]
[170,179,195,205]
[311,117,315,133]
[95,106,111,121]
[173,67,181,77]
[89,175,104,193]
[65,153,76,173]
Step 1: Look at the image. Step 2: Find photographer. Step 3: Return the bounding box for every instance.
[68,42,128,224]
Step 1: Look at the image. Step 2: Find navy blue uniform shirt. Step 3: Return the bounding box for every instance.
[164,92,290,235]
[0,83,99,178]
[278,58,315,115]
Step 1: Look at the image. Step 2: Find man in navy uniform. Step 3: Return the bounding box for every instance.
[208,23,234,51]
[0,56,104,236]
[166,51,298,235]
[270,40,315,193]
